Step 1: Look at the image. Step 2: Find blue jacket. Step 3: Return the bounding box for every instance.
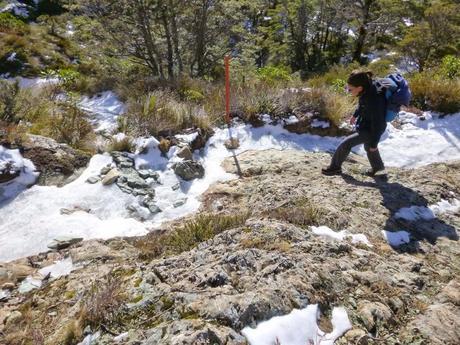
[353,82,387,148]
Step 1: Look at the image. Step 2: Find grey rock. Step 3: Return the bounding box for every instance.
[172,160,204,181]
[47,236,83,250]
[173,198,187,208]
[100,166,111,175]
[177,146,193,161]
[102,169,120,185]
[86,176,99,184]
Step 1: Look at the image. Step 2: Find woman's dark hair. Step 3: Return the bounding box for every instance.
[347,70,373,91]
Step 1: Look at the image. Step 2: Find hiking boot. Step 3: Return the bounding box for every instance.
[321,167,342,176]
[364,168,385,177]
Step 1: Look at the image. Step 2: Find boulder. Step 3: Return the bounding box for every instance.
[21,134,91,186]
[172,160,205,181]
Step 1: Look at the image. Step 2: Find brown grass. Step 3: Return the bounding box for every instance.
[134,212,250,260]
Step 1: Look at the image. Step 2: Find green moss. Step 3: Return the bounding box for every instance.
[130,295,143,304]
[65,290,76,300]
[160,296,174,311]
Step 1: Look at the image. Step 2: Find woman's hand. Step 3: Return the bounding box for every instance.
[349,116,356,125]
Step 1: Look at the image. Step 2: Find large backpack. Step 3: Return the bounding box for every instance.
[375,73,411,122]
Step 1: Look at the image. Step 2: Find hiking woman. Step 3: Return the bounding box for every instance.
[322,70,387,176]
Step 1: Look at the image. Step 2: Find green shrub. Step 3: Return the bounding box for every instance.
[268,198,325,227]
[308,62,360,88]
[0,13,27,34]
[439,55,460,79]
[368,58,394,77]
[409,72,460,114]
[256,66,292,86]
[0,80,20,122]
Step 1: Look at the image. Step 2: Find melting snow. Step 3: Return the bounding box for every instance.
[395,199,460,221]
[242,305,352,345]
[311,226,372,246]
[79,91,125,133]
[39,257,74,279]
[356,111,460,168]
[382,230,411,247]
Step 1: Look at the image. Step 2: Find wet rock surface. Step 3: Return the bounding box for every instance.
[0,150,459,345]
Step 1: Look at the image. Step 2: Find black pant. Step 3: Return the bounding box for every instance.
[330,131,384,171]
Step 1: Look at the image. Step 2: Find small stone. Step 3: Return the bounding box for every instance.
[357,301,392,331]
[172,183,180,191]
[224,138,240,150]
[86,176,99,184]
[173,198,187,208]
[102,169,120,185]
[177,146,193,160]
[100,166,111,175]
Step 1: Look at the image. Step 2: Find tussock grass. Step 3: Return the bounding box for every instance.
[134,212,250,260]
[78,276,126,330]
[107,136,135,153]
[409,72,460,114]
[267,198,326,227]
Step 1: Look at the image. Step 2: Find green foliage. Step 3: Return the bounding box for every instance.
[256,66,292,85]
[409,72,460,114]
[42,68,81,89]
[439,55,460,79]
[0,80,20,122]
[0,13,27,34]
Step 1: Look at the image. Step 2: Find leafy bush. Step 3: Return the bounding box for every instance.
[409,72,460,114]
[308,62,360,88]
[368,58,394,77]
[256,66,292,86]
[0,13,27,34]
[439,55,460,79]
[0,80,21,122]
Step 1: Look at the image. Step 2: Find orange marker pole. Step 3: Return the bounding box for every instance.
[224,55,231,125]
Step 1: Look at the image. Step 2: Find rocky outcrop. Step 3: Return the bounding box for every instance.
[21,135,91,186]
[1,150,459,345]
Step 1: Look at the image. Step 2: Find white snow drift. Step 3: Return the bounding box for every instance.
[242,304,352,345]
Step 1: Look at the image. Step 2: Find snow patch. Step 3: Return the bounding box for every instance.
[0,146,38,204]
[355,111,460,168]
[242,305,352,345]
[382,230,411,247]
[78,91,125,133]
[39,257,74,279]
[311,119,330,129]
[395,199,460,221]
[311,226,372,246]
